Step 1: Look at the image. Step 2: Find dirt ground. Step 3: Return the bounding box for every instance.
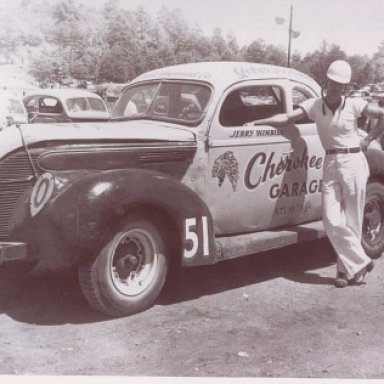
[0,238,383,380]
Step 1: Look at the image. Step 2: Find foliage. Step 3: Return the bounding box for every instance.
[372,41,384,84]
[0,0,382,88]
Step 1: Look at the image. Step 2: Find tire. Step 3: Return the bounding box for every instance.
[362,181,384,258]
[78,215,169,317]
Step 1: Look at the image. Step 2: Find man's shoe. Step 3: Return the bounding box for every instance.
[366,260,375,272]
[335,272,349,288]
[353,261,375,284]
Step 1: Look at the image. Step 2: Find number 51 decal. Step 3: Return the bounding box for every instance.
[184,216,209,258]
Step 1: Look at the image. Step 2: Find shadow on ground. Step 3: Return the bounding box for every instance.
[159,238,336,305]
[0,238,336,325]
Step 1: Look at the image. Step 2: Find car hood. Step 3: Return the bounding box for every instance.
[0,121,197,158]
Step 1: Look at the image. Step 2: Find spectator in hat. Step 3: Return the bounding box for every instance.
[246,60,384,288]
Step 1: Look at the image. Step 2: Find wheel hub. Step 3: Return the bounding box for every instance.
[110,229,159,296]
[364,200,383,242]
[115,254,140,280]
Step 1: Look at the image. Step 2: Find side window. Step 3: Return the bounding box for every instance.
[219,85,284,127]
[291,88,314,124]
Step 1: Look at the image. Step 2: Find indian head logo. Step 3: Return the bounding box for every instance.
[212,151,239,191]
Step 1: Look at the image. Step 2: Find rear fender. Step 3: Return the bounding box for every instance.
[366,147,384,180]
[40,169,216,267]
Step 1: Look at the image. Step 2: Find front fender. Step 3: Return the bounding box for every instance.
[39,169,216,267]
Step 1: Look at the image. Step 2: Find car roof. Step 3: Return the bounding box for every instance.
[131,61,321,93]
[23,88,102,99]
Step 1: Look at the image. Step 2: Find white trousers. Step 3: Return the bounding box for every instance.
[322,152,371,279]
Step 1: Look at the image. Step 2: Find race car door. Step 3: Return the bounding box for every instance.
[205,80,323,236]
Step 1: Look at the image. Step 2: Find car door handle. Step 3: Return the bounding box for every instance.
[282,149,294,155]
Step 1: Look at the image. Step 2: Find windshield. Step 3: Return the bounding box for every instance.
[112,81,211,125]
[66,97,107,112]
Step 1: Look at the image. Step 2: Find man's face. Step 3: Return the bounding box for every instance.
[326,79,345,103]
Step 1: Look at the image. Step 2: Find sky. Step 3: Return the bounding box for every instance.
[85,0,384,57]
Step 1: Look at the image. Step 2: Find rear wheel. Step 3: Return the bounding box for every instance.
[78,215,169,317]
[362,182,384,258]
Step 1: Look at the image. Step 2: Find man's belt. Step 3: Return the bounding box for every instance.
[326,147,361,155]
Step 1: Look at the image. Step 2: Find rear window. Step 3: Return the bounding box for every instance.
[66,98,87,112]
[88,97,107,111]
[66,97,106,112]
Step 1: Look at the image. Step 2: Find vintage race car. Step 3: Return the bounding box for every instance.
[1,62,384,317]
[22,88,110,123]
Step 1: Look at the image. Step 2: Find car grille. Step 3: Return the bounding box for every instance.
[0,151,40,239]
[138,148,196,163]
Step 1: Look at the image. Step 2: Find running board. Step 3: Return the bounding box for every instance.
[0,242,28,264]
[215,220,326,261]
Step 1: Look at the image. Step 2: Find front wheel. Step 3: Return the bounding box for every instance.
[362,181,384,258]
[78,215,169,317]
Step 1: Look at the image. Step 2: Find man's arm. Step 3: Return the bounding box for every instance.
[244,107,308,126]
[361,104,384,151]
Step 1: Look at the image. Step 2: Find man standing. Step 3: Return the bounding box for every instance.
[247,60,384,287]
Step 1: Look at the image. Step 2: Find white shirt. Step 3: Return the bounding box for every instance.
[300,96,368,150]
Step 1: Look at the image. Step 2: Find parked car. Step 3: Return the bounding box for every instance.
[373,92,384,103]
[345,82,359,97]
[351,89,371,99]
[86,81,98,93]
[0,90,28,128]
[362,83,382,94]
[2,62,384,317]
[22,88,110,123]
[103,83,129,102]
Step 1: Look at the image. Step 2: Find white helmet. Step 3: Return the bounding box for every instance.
[326,60,352,84]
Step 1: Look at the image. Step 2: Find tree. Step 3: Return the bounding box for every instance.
[348,54,373,86]
[242,39,267,63]
[264,44,286,66]
[191,34,213,62]
[29,47,64,84]
[48,0,85,47]
[210,28,232,61]
[289,51,303,70]
[301,41,347,86]
[0,0,378,87]
[97,2,140,81]
[372,41,384,83]
[156,6,203,65]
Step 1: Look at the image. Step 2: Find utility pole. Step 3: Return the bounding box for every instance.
[287,4,293,68]
[276,4,300,68]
